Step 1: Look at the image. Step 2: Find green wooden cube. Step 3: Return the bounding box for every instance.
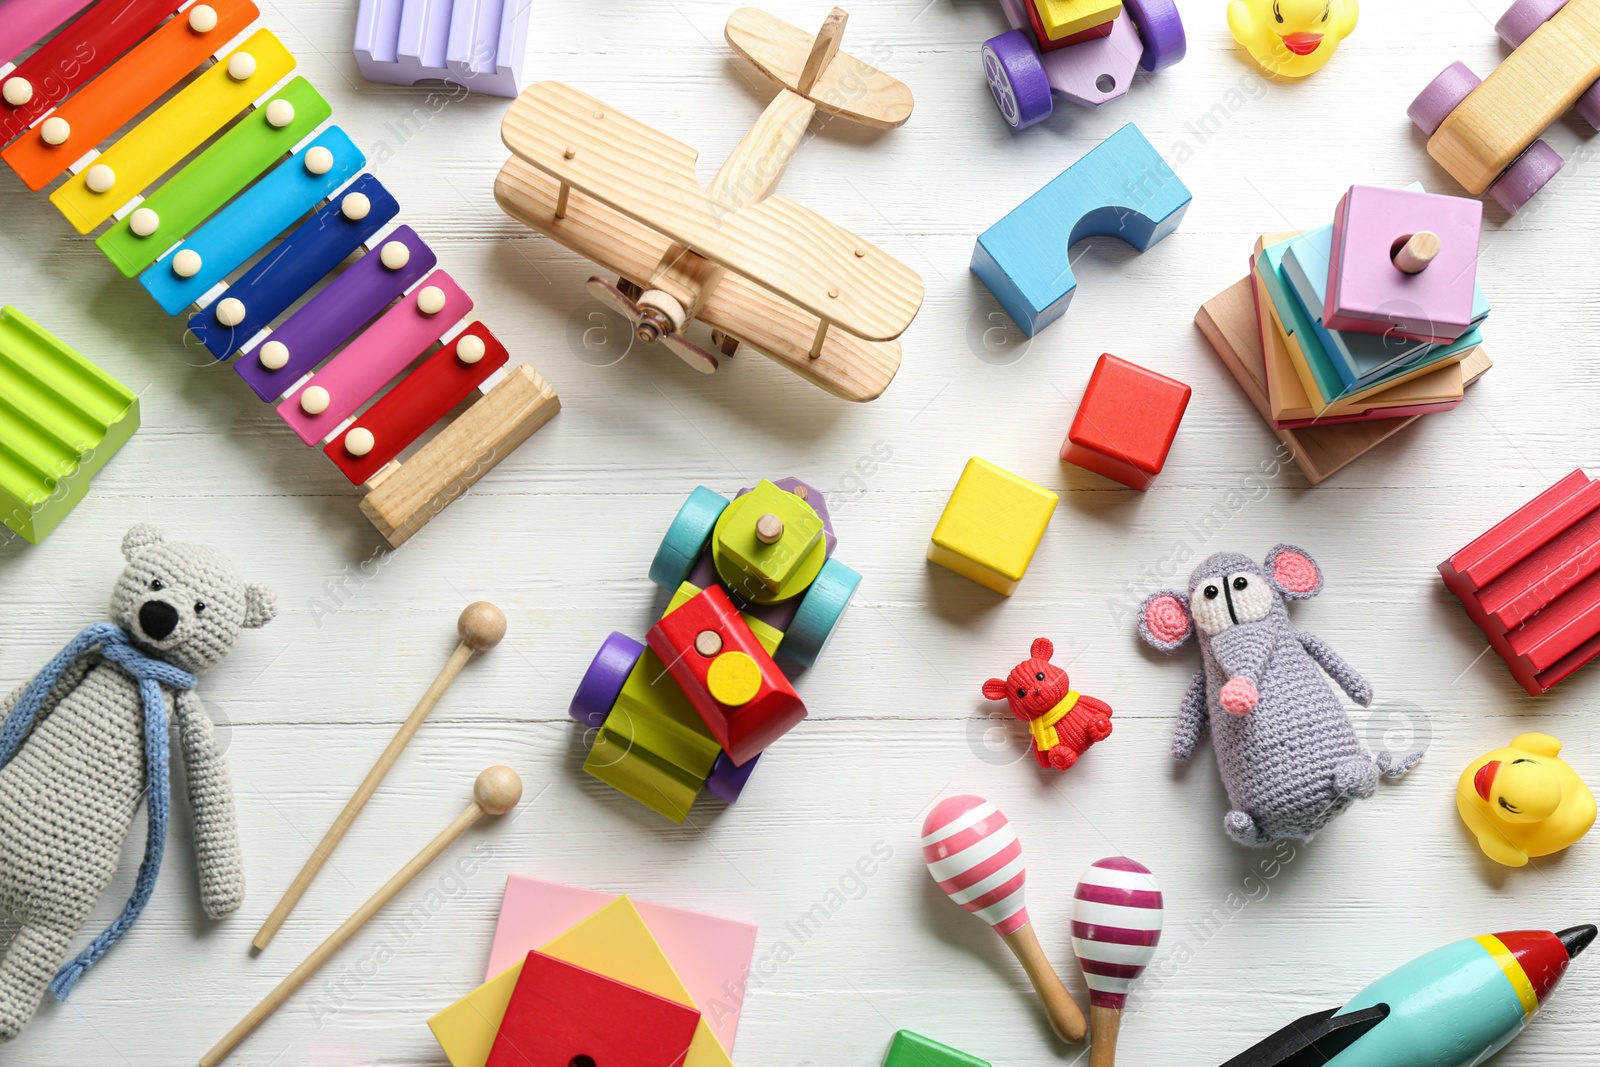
[882,1030,991,1067]
[0,307,139,544]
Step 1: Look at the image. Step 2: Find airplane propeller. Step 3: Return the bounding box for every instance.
[586,276,721,374]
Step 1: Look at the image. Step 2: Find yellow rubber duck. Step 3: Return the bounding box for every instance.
[1457,733,1596,867]
[1228,0,1358,78]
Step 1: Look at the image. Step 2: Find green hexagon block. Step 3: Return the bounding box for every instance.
[0,307,139,544]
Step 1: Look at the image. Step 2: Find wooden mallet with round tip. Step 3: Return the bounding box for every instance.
[201,766,522,1067]
[251,602,506,950]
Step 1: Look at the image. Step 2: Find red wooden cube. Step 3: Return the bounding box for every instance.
[486,950,702,1067]
[1060,353,1190,490]
[647,584,806,767]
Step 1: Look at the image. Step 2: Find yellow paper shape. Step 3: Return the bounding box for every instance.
[427,896,734,1067]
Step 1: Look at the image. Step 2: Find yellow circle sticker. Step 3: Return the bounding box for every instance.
[707,651,762,706]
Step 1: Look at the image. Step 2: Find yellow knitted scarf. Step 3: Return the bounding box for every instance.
[1029,691,1079,751]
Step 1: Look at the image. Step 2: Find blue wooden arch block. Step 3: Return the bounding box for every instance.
[971,123,1191,337]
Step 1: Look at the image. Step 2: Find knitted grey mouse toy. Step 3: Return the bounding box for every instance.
[1137,544,1420,847]
[0,524,275,1040]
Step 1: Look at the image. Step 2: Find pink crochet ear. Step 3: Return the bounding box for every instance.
[1030,637,1054,661]
[1267,545,1323,599]
[1139,592,1192,651]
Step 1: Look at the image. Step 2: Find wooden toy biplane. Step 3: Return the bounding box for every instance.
[494,7,925,403]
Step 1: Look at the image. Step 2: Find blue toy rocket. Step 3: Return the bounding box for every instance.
[1222,925,1594,1066]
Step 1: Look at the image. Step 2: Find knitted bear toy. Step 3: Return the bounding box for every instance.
[982,638,1113,770]
[1137,544,1420,847]
[0,524,275,1040]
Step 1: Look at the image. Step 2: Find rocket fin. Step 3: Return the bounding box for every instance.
[1219,1004,1390,1067]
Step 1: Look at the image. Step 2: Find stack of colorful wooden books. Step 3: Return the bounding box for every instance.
[1198,184,1495,484]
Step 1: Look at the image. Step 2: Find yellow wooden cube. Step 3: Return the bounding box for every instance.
[1034,0,1122,40]
[927,458,1058,595]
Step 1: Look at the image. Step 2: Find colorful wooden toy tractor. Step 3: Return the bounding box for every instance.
[1408,0,1600,212]
[569,478,861,823]
[981,0,1185,130]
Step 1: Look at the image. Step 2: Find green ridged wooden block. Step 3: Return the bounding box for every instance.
[97,77,332,278]
[0,307,139,543]
[883,1031,991,1067]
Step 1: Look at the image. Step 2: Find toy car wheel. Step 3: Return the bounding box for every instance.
[779,558,862,670]
[569,632,644,728]
[1407,61,1482,136]
[1495,0,1567,47]
[1576,80,1600,131]
[1488,140,1563,213]
[705,750,761,805]
[1122,0,1186,71]
[982,31,1052,130]
[649,485,729,590]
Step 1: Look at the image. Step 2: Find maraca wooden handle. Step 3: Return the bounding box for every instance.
[1090,1004,1122,1067]
[1002,922,1087,1043]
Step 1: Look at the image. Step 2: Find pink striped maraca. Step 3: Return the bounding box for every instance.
[921,795,1087,1043]
[1071,857,1164,1067]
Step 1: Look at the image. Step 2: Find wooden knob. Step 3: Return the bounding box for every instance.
[756,513,784,544]
[1393,231,1440,274]
[474,766,523,814]
[458,602,507,651]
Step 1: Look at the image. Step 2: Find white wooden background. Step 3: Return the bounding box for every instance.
[3,1,1599,1064]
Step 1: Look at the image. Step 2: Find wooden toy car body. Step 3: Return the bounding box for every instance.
[1408,0,1600,212]
[980,0,1185,129]
[569,478,861,822]
[494,8,923,402]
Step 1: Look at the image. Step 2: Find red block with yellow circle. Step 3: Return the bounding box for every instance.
[647,583,806,767]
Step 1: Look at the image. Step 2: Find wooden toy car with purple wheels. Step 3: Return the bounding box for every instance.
[568,477,861,823]
[1408,0,1600,213]
[982,0,1185,129]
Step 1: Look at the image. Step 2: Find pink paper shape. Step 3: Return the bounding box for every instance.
[487,876,758,1056]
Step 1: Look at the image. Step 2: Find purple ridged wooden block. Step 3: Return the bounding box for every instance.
[235,226,435,401]
[353,0,527,97]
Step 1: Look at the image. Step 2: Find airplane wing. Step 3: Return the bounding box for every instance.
[723,7,914,130]
[500,82,923,344]
[495,156,901,402]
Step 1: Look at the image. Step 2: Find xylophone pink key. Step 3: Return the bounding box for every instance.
[0,0,184,148]
[2,0,259,190]
[922,794,1087,1044]
[325,321,508,485]
[0,0,96,67]
[277,270,472,445]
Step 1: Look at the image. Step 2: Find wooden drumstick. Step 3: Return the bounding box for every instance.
[202,766,522,1067]
[922,794,1087,1043]
[252,602,506,950]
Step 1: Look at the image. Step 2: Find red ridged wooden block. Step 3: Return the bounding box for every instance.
[324,320,508,485]
[1439,470,1600,695]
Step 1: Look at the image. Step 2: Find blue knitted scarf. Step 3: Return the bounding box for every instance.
[0,621,197,1000]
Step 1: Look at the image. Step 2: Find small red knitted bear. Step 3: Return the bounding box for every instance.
[982,637,1113,771]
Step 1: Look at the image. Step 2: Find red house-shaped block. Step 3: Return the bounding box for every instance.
[1060,353,1191,490]
[486,950,702,1067]
[648,584,806,767]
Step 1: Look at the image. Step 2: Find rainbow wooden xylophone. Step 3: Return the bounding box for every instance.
[0,0,560,547]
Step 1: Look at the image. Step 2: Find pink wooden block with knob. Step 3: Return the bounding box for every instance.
[277,270,471,445]
[1326,185,1483,344]
[1071,857,1163,1067]
[921,794,1087,1044]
